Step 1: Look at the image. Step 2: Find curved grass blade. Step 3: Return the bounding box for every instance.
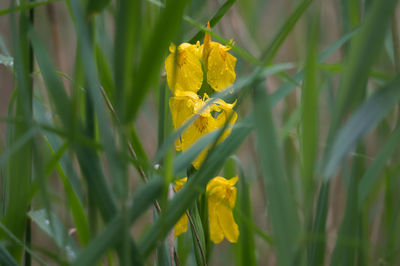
[260,0,313,65]
[188,0,237,43]
[322,74,400,181]
[28,209,78,262]
[358,123,400,207]
[329,0,398,133]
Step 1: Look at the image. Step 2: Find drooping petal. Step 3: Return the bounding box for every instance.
[216,201,239,243]
[207,176,239,243]
[165,43,203,94]
[208,198,225,243]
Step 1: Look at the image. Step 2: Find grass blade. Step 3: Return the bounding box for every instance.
[188,0,237,43]
[358,123,400,207]
[0,246,18,266]
[253,83,300,266]
[72,178,163,266]
[28,209,78,262]
[126,0,188,122]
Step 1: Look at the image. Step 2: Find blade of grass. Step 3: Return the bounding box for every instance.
[188,0,237,43]
[113,0,141,119]
[71,177,163,266]
[231,156,256,266]
[126,0,188,122]
[253,83,300,266]
[311,2,398,264]
[28,209,78,262]
[330,144,364,266]
[301,8,319,210]
[260,0,313,65]
[358,123,400,207]
[0,223,49,266]
[0,246,18,266]
[2,1,33,261]
[0,0,61,16]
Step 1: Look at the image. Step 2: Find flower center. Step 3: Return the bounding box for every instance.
[194,116,209,133]
[177,51,186,67]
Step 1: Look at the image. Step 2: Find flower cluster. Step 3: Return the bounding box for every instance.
[166,23,238,169]
[165,23,239,244]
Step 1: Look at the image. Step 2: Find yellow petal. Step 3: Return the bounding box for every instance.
[174,214,188,238]
[174,177,187,191]
[165,43,203,94]
[207,43,237,92]
[208,198,224,243]
[173,177,189,237]
[216,201,239,243]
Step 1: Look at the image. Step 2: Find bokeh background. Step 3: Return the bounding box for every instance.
[1,0,399,265]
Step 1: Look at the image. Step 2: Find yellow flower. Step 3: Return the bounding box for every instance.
[165,22,236,94]
[206,176,239,243]
[165,42,203,94]
[174,177,188,237]
[169,91,237,169]
[201,23,237,92]
[172,176,240,243]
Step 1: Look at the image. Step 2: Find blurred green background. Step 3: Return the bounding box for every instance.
[1,0,400,265]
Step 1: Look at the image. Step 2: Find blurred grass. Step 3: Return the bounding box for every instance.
[0,0,399,265]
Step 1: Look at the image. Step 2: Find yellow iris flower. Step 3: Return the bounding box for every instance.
[174,177,188,238]
[169,91,237,169]
[165,23,236,94]
[173,176,239,244]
